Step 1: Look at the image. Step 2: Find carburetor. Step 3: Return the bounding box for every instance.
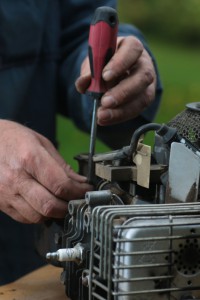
[46,103,200,300]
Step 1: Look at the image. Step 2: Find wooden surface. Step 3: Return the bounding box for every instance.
[0,265,69,300]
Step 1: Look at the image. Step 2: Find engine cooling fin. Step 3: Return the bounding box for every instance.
[88,203,200,300]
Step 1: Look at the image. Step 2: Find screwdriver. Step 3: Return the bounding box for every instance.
[87,6,118,183]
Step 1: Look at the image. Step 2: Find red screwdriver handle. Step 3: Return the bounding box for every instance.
[87,6,118,99]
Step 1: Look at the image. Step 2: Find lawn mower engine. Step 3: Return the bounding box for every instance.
[47,102,200,300]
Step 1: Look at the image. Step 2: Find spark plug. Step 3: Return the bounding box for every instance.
[46,243,84,263]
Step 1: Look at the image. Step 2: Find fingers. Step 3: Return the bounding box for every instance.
[98,56,156,125]
[0,183,67,224]
[2,194,44,224]
[0,165,46,223]
[0,121,93,224]
[101,54,154,108]
[102,36,143,81]
[98,82,155,125]
[36,133,88,183]
[98,42,156,125]
[17,176,68,220]
[75,72,91,94]
[75,37,143,94]
[75,56,91,94]
[21,142,92,201]
[0,162,67,223]
[76,36,157,126]
[0,157,91,224]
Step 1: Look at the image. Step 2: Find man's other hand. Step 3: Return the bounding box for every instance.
[0,120,92,223]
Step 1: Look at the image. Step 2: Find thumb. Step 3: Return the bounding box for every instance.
[75,72,91,94]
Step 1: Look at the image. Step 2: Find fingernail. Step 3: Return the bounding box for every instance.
[103,70,114,81]
[101,95,116,107]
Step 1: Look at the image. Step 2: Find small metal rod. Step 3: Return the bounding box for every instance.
[87,98,99,183]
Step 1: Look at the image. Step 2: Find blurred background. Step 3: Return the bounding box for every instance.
[57,0,200,170]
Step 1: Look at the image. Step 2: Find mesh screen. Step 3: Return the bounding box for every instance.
[167,103,200,148]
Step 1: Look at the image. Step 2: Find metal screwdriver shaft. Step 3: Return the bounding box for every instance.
[87,6,118,183]
[88,98,99,183]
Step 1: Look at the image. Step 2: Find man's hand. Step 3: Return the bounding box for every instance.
[76,36,156,125]
[0,120,92,223]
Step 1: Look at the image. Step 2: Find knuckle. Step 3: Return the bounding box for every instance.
[113,37,144,77]
[3,168,17,186]
[5,170,14,185]
[111,108,124,123]
[63,164,72,174]
[53,180,68,198]
[20,148,35,168]
[118,86,130,101]
[127,36,143,53]
[41,200,55,217]
[118,59,128,71]
[111,58,127,77]
[144,68,154,84]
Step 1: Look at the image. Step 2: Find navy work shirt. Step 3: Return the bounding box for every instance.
[0,0,162,284]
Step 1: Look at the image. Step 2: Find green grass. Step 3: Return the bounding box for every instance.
[57,39,200,170]
[57,116,109,171]
[149,38,200,123]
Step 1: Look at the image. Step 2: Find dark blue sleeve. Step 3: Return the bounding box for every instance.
[59,0,162,148]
